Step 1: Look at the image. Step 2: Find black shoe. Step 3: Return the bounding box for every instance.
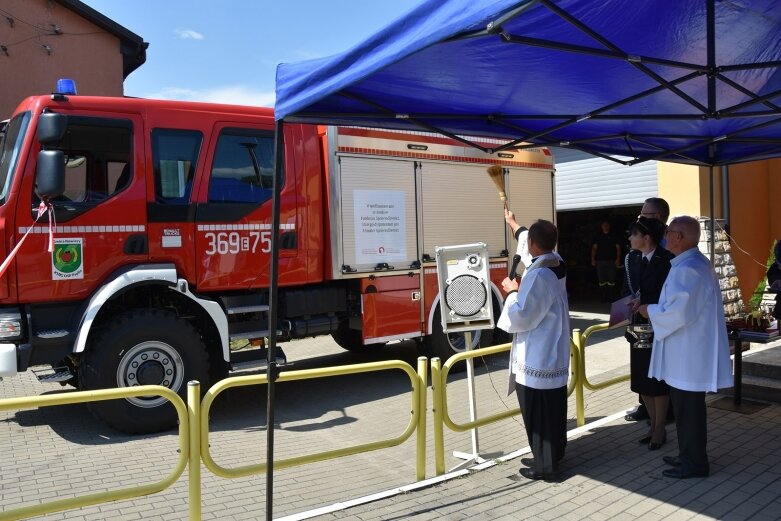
[648,440,665,451]
[662,467,708,479]
[519,468,559,481]
[625,408,649,422]
[663,456,681,467]
[648,433,667,450]
[520,457,535,467]
[638,435,652,444]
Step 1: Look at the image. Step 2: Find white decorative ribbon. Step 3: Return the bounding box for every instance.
[0,201,55,279]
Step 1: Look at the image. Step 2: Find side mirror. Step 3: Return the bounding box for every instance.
[35,150,65,199]
[37,113,67,144]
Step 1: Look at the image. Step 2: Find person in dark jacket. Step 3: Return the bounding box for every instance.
[767,240,781,319]
[623,217,674,450]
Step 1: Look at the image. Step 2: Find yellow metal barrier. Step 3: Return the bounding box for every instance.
[578,323,630,391]
[200,358,427,481]
[0,385,188,521]
[431,341,581,475]
[571,323,631,426]
[188,381,201,521]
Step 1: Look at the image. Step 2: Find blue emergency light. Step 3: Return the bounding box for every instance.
[56,78,77,95]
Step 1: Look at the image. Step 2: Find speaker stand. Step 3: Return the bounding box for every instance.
[450,330,488,471]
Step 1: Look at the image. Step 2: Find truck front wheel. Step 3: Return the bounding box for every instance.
[80,309,210,434]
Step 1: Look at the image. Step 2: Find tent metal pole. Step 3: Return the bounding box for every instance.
[502,34,706,72]
[266,119,285,521]
[707,0,716,114]
[715,73,781,112]
[709,165,716,265]
[722,165,730,229]
[538,0,707,114]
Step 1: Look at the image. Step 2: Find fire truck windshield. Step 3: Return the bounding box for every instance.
[0,112,30,204]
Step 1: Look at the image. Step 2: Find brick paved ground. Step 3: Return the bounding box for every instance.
[2,313,779,520]
[312,393,781,521]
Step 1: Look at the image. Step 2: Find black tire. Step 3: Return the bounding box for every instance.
[331,326,387,352]
[422,307,482,369]
[331,327,364,352]
[80,309,210,434]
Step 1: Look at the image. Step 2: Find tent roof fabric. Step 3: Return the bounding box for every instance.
[275,0,781,166]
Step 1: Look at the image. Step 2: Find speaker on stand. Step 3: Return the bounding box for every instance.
[434,242,495,470]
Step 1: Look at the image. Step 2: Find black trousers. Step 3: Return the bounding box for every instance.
[669,387,709,473]
[515,383,567,474]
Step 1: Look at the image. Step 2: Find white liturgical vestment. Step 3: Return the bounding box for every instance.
[498,252,570,392]
[647,247,732,392]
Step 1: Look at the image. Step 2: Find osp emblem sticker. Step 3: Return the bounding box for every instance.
[52,238,84,280]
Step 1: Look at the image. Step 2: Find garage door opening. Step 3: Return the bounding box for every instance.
[556,205,643,308]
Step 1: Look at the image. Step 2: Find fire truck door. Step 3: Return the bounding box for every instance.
[16,113,147,303]
[194,124,297,291]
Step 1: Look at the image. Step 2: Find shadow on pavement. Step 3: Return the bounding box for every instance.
[367,396,780,521]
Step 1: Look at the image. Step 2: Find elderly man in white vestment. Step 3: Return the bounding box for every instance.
[638,216,732,479]
[499,218,570,481]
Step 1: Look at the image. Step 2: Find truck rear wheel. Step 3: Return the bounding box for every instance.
[80,309,210,434]
[422,308,482,366]
[331,326,387,352]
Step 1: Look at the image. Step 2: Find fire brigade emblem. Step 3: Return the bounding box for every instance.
[52,238,84,280]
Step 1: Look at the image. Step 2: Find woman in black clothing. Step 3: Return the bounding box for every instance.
[623,217,674,450]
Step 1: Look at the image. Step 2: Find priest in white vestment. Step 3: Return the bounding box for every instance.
[638,216,732,479]
[499,217,570,481]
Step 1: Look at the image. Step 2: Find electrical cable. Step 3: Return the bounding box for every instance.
[713,219,774,269]
[476,349,525,428]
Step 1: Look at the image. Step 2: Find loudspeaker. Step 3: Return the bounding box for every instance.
[434,242,495,333]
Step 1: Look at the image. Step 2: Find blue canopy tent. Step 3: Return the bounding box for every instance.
[262,1,781,516]
[276,0,781,166]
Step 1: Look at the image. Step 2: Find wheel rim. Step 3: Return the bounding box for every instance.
[116,341,185,408]
[446,330,482,352]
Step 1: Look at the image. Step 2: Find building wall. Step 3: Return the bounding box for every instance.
[726,160,780,307]
[657,162,703,220]
[658,159,780,310]
[0,0,124,118]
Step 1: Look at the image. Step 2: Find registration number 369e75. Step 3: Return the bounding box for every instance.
[203,231,271,255]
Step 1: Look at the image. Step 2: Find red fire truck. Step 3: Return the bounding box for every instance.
[0,85,555,433]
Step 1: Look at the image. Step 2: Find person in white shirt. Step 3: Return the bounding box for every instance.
[498,219,570,481]
[637,216,732,479]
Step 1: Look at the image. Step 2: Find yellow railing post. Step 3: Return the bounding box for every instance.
[430,357,445,476]
[416,356,428,481]
[187,381,201,521]
[572,328,586,427]
[580,323,628,391]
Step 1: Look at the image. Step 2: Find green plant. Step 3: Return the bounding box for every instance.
[748,242,776,311]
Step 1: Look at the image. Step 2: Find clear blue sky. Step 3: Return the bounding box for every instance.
[82,0,424,107]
